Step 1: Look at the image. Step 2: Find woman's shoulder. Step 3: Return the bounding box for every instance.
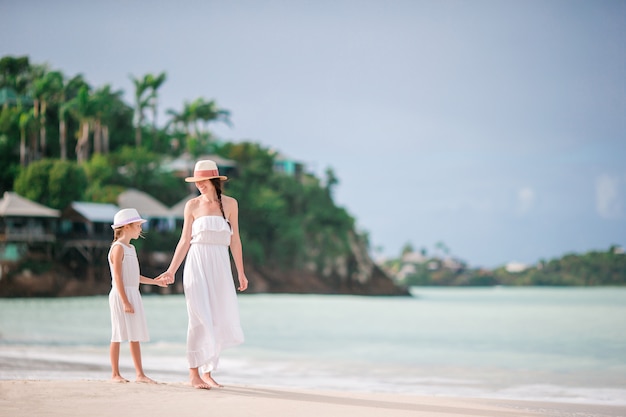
[222,194,238,206]
[184,195,203,210]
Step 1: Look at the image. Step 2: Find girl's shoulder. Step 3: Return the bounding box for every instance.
[111,241,133,251]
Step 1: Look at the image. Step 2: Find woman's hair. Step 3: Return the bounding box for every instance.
[211,178,231,230]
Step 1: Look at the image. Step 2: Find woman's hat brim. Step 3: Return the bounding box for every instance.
[185,175,228,182]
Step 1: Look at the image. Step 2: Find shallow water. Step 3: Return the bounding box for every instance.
[1,287,625,405]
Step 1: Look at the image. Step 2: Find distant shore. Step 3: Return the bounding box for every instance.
[2,379,626,417]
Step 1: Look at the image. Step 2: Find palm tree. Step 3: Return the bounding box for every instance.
[146,72,167,139]
[59,75,89,160]
[130,73,153,147]
[165,98,231,155]
[66,86,94,163]
[18,106,35,166]
[33,70,63,157]
[91,84,125,154]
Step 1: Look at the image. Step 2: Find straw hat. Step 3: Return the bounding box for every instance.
[184,160,228,182]
[111,208,148,229]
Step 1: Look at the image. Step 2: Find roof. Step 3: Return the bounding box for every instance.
[118,189,171,218]
[162,153,237,175]
[0,192,60,218]
[169,194,196,218]
[66,202,119,223]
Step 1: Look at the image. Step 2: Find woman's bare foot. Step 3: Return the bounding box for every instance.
[190,375,212,390]
[202,373,223,388]
[111,375,129,383]
[135,375,158,384]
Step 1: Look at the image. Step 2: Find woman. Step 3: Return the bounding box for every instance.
[160,160,248,390]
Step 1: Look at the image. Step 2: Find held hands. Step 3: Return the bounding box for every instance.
[154,276,169,288]
[156,271,175,285]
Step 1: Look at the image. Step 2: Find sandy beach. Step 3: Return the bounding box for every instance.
[1,380,625,417]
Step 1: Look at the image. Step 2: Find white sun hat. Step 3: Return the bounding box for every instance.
[111,208,148,229]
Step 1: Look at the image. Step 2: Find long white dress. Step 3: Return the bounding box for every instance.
[183,215,244,373]
[108,241,149,342]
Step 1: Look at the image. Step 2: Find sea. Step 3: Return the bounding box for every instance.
[0,287,625,406]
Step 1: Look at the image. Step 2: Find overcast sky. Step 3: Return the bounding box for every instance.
[2,0,625,267]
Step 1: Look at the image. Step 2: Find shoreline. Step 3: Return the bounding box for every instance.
[1,344,625,410]
[2,379,626,417]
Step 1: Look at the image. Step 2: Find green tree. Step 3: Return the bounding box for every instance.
[130,73,153,148]
[48,160,87,209]
[33,70,63,157]
[65,85,94,163]
[13,158,56,205]
[59,74,89,160]
[166,98,231,156]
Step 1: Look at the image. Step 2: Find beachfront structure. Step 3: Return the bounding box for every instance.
[0,192,59,264]
[60,202,118,239]
[58,202,119,263]
[273,153,304,179]
[0,192,59,243]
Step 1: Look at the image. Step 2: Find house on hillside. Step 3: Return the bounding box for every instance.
[0,192,59,243]
[60,202,119,239]
[118,189,173,231]
[0,192,59,263]
[273,153,305,179]
[58,202,119,264]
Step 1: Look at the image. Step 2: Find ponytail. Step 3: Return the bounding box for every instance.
[211,178,231,230]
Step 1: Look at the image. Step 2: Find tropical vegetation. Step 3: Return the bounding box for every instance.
[384,243,626,286]
[0,55,358,274]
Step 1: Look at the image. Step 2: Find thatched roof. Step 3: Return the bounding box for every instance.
[169,194,196,219]
[118,189,170,218]
[0,192,60,218]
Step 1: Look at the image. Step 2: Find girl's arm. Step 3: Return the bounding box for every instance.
[225,196,248,291]
[140,275,168,287]
[110,244,134,313]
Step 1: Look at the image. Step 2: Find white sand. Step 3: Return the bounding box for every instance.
[1,380,625,417]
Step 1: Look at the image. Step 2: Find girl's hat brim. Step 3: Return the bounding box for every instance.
[111,218,147,229]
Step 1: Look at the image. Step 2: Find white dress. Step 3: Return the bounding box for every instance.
[108,241,149,342]
[183,216,244,373]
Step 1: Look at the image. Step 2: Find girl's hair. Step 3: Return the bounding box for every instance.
[112,227,124,243]
[111,223,144,243]
[211,178,232,230]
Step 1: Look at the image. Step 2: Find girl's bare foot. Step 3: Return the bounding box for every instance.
[136,375,158,384]
[111,375,129,383]
[203,373,223,388]
[190,375,212,390]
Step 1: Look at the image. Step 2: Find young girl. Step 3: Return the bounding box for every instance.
[108,208,166,383]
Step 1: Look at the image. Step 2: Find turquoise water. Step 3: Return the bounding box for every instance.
[0,287,625,405]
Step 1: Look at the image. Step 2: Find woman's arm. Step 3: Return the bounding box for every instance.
[163,200,195,283]
[225,196,248,291]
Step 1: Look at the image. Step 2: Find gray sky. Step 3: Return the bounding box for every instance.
[2,0,625,267]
